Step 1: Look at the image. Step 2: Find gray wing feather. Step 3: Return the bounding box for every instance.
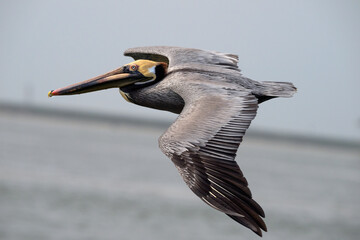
[159,78,266,236]
[124,46,239,70]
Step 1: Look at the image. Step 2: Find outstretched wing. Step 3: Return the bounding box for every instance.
[124,46,239,70]
[159,79,267,236]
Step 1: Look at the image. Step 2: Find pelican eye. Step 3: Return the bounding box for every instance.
[130,65,138,71]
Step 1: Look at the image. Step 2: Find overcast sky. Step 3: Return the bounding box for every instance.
[0,0,359,141]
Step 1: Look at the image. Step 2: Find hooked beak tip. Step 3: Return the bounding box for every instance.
[48,90,54,98]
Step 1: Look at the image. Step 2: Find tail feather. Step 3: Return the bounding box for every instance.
[258,81,297,98]
[253,81,296,104]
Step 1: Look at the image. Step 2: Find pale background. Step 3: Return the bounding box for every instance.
[0,0,359,141]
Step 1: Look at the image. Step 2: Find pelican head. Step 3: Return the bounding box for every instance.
[48,60,167,97]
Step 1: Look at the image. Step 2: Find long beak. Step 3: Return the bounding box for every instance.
[48,67,144,97]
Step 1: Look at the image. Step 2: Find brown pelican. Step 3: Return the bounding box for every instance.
[48,46,296,236]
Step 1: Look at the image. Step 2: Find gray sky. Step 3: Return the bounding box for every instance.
[0,0,359,141]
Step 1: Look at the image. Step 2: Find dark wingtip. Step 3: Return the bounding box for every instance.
[253,223,267,237]
[250,224,263,237]
[227,214,267,237]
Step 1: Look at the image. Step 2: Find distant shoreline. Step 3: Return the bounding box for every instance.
[1,101,359,150]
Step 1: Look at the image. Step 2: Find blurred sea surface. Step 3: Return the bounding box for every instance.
[0,104,359,240]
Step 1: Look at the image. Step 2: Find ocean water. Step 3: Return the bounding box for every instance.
[0,108,359,240]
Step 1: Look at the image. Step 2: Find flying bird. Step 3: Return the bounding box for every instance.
[48,46,296,236]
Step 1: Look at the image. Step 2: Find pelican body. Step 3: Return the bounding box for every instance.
[49,46,296,237]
